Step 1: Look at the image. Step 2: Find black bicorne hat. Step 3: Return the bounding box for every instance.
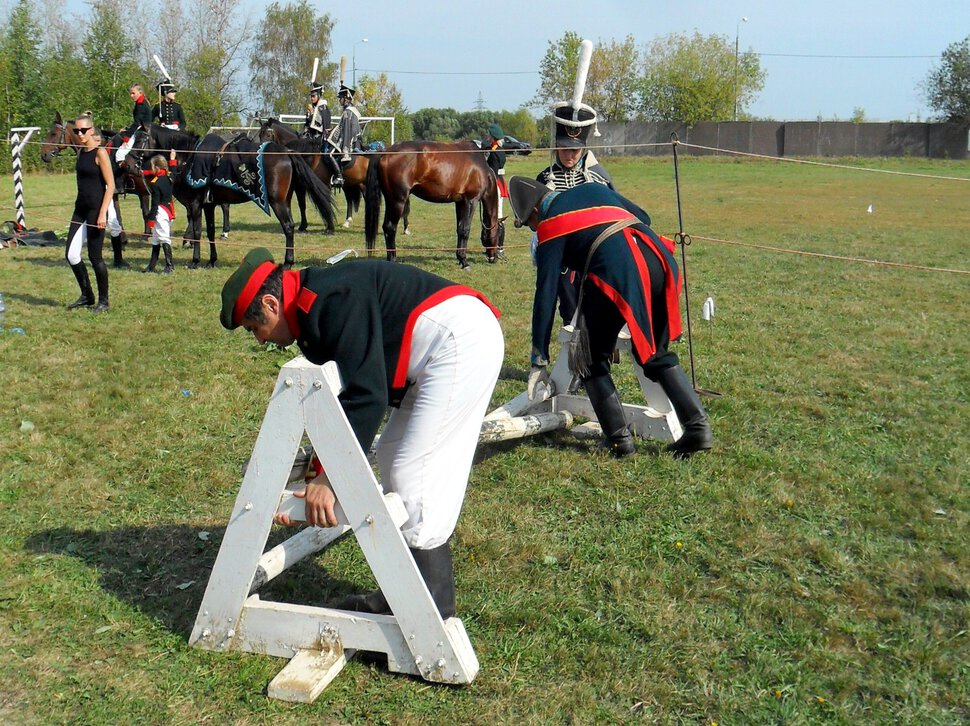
[508,177,551,227]
[552,102,598,149]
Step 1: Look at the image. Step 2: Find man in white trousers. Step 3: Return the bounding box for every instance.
[220,249,504,617]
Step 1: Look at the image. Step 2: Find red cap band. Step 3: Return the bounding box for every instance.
[233,261,276,326]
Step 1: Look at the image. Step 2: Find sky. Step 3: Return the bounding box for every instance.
[44,0,969,122]
[320,0,963,122]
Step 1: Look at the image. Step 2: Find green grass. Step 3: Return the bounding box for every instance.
[0,155,968,724]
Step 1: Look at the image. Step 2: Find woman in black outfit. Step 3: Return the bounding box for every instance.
[66,115,115,312]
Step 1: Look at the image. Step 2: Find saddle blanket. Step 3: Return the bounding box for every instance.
[186,134,271,214]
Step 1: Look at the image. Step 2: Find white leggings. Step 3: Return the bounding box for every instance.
[375,295,504,549]
[151,206,172,246]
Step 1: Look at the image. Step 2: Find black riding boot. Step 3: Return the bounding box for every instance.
[67,262,95,309]
[111,235,130,269]
[338,541,457,619]
[328,153,344,187]
[161,243,174,274]
[91,260,109,313]
[143,244,160,273]
[584,374,636,457]
[657,365,713,459]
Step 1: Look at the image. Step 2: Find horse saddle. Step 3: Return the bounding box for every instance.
[187,134,271,214]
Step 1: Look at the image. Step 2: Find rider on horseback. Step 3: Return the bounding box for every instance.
[304,83,331,139]
[324,84,362,188]
[152,80,186,131]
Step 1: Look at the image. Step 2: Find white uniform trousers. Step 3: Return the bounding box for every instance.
[150,206,173,246]
[375,295,504,549]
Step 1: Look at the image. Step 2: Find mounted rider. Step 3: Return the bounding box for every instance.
[325,83,362,187]
[115,83,153,163]
[304,82,331,139]
[152,80,187,131]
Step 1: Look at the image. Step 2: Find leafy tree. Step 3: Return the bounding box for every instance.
[0,0,44,128]
[637,31,765,124]
[410,107,462,140]
[495,108,540,145]
[249,0,335,117]
[533,32,641,121]
[924,36,970,122]
[355,72,412,145]
[179,0,251,127]
[80,0,142,130]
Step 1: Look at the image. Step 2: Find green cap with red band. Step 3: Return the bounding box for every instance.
[220,247,275,330]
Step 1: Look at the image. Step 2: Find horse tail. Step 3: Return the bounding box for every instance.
[291,153,336,231]
[364,154,382,250]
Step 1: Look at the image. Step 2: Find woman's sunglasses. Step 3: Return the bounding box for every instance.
[76,127,92,135]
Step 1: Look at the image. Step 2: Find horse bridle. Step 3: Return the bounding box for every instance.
[44,123,70,159]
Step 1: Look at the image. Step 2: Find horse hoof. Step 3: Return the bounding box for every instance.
[459,262,471,271]
[205,260,217,269]
[188,261,200,270]
[486,256,497,264]
[221,232,229,239]
[404,228,412,236]
[342,220,352,228]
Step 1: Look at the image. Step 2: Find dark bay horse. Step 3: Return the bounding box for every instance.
[257,118,393,232]
[364,140,501,268]
[39,111,232,239]
[125,123,335,267]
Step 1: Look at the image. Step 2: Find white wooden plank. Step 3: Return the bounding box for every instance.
[267,646,347,703]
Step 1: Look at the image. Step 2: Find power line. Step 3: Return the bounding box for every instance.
[356,67,536,76]
[756,52,937,59]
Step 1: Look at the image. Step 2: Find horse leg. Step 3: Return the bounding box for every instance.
[113,195,128,245]
[221,203,230,238]
[342,186,357,228]
[188,202,202,269]
[455,200,472,270]
[382,197,406,263]
[403,196,412,235]
[272,199,297,268]
[297,188,308,232]
[204,203,217,268]
[140,187,152,235]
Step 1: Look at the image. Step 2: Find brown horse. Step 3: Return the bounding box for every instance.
[364,140,502,268]
[257,118,399,232]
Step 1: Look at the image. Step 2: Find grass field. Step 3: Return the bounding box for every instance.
[0,153,968,724]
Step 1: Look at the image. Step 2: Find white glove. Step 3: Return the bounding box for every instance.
[527,365,552,401]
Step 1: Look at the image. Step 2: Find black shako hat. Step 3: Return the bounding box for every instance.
[220,247,276,330]
[508,177,551,227]
[552,101,598,149]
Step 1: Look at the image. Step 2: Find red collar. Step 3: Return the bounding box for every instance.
[281,269,302,338]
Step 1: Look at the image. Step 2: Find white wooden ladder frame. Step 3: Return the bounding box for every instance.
[190,357,478,702]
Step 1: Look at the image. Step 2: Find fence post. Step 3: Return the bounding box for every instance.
[8,127,40,229]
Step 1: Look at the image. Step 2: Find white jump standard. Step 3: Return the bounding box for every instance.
[190,359,479,702]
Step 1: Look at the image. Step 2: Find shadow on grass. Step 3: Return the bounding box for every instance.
[23,524,361,640]
[5,290,63,307]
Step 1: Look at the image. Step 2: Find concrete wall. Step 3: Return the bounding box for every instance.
[595,121,968,159]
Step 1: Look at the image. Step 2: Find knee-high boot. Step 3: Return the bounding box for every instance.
[111,235,130,269]
[161,243,174,274]
[338,540,457,619]
[67,262,95,309]
[584,374,636,457]
[657,365,713,458]
[91,260,109,313]
[143,244,160,273]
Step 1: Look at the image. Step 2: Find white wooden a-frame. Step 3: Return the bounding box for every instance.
[487,327,683,443]
[190,357,478,702]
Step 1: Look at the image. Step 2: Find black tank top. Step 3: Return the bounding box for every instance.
[75,148,106,208]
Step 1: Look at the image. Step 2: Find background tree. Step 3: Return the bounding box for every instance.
[636,31,765,124]
[249,0,335,118]
[533,32,641,121]
[179,0,251,129]
[80,0,143,129]
[410,107,462,140]
[924,36,970,122]
[355,71,413,145]
[0,0,45,129]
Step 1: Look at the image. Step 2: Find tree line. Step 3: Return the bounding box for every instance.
[1,0,967,175]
